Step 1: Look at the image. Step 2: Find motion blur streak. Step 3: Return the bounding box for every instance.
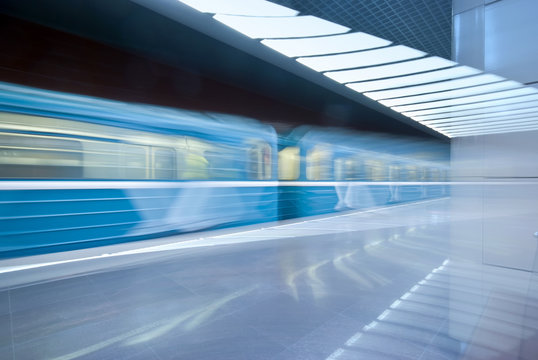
[0,82,449,257]
[50,286,256,360]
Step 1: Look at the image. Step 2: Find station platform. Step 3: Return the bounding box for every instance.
[1,198,537,360]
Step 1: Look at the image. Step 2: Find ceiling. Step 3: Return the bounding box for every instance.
[0,0,448,139]
[271,0,452,60]
[168,0,538,138]
[4,0,538,138]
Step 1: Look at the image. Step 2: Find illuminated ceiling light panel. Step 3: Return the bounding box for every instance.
[180,0,538,138]
[423,113,536,128]
[347,66,481,93]
[421,124,451,137]
[297,45,425,72]
[402,93,538,117]
[213,14,349,39]
[411,100,538,121]
[434,116,538,130]
[391,87,538,113]
[177,0,299,16]
[422,109,538,125]
[380,81,521,107]
[440,122,538,137]
[365,74,505,101]
[445,123,538,137]
[329,57,456,84]
[261,32,391,58]
[437,117,538,133]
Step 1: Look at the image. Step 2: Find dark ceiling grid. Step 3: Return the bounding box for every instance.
[271,0,452,60]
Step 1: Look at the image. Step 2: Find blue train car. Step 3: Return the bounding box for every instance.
[277,126,448,219]
[0,82,278,256]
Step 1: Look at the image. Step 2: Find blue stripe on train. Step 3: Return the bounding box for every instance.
[0,186,277,256]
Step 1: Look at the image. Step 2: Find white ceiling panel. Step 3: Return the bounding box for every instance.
[213,14,349,39]
[182,0,538,138]
[391,87,538,113]
[347,66,481,92]
[297,45,425,72]
[261,32,391,57]
[328,57,455,83]
[445,124,538,137]
[380,81,521,107]
[402,93,538,117]
[365,73,505,100]
[178,0,299,16]
[411,100,538,121]
[433,115,538,129]
[417,107,538,124]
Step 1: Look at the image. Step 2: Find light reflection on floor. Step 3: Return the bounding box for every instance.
[0,198,537,359]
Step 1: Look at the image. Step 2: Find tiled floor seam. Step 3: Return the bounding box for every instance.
[8,290,15,360]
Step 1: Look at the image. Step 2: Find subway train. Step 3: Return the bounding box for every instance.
[0,82,448,256]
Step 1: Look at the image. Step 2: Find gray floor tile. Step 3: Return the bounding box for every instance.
[11,293,113,344]
[150,313,285,360]
[0,292,9,316]
[273,314,365,360]
[0,344,14,360]
[232,292,337,348]
[0,314,13,349]
[9,276,97,313]
[2,199,535,359]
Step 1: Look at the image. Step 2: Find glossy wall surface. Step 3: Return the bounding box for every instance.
[453,0,538,87]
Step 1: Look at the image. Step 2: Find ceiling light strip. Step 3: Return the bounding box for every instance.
[439,123,538,135]
[177,0,299,16]
[180,0,537,138]
[261,32,391,57]
[446,124,538,137]
[391,87,538,113]
[328,57,456,83]
[434,116,538,130]
[297,45,425,72]
[346,66,481,92]
[380,81,521,107]
[365,74,505,101]
[402,93,538,117]
[213,14,350,39]
[411,100,538,121]
[419,106,538,124]
[419,124,452,137]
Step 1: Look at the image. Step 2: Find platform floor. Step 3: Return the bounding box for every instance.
[1,198,537,359]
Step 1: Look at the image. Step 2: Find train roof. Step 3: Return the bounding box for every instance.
[0,82,275,142]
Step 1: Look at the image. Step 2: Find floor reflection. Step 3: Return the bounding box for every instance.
[0,199,537,359]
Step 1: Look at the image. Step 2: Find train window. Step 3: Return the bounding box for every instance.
[334,158,345,181]
[406,165,418,181]
[206,149,240,179]
[430,168,441,182]
[247,142,272,180]
[153,147,176,180]
[0,132,83,178]
[307,145,332,180]
[442,169,449,182]
[334,157,360,180]
[419,167,427,181]
[279,146,299,180]
[121,144,148,179]
[181,137,210,180]
[183,137,245,180]
[364,159,385,181]
[182,152,209,179]
[389,165,400,181]
[82,140,121,179]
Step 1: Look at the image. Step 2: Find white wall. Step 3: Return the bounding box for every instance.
[450,0,538,349]
[453,0,538,87]
[451,0,538,271]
